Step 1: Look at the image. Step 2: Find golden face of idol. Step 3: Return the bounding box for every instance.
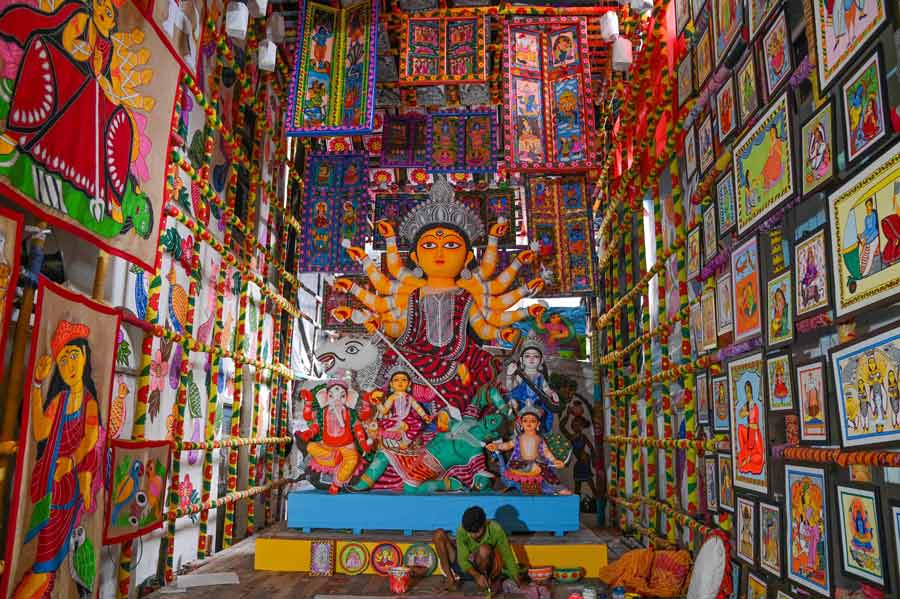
[411,226,473,280]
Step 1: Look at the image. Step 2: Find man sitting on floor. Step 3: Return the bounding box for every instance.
[432,506,521,593]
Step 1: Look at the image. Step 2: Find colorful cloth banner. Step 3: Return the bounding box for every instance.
[285,0,379,136]
[0,0,180,271]
[427,111,497,174]
[381,113,429,167]
[503,17,597,172]
[400,14,487,85]
[2,278,120,598]
[298,153,370,273]
[525,176,595,296]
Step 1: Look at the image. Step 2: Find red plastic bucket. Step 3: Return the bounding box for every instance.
[388,566,411,593]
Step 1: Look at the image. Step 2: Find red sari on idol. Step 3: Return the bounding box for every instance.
[0,2,134,211]
[24,389,100,574]
[383,288,496,418]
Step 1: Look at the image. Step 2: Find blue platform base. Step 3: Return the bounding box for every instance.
[286,491,581,536]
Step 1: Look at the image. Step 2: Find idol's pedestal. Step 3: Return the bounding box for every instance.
[255,491,607,576]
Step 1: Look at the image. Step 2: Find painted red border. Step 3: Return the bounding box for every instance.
[0,277,122,597]
[0,56,178,273]
[400,15,488,85]
[0,205,23,386]
[103,438,174,544]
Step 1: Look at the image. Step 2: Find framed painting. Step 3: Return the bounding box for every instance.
[713,0,744,63]
[830,325,900,447]
[892,505,900,583]
[666,254,682,321]
[339,542,370,575]
[678,54,695,107]
[796,359,828,443]
[747,0,779,38]
[716,77,739,142]
[760,501,783,577]
[457,188,519,248]
[695,26,714,86]
[734,93,794,235]
[737,54,761,124]
[747,571,767,599]
[737,496,757,564]
[400,15,488,85]
[1,278,121,598]
[286,0,379,136]
[427,111,497,174]
[712,374,731,432]
[731,236,762,342]
[104,439,172,544]
[827,139,900,317]
[503,17,597,172]
[701,288,718,351]
[698,372,711,425]
[762,12,792,96]
[837,485,885,585]
[704,203,718,262]
[717,169,737,236]
[794,227,831,317]
[684,125,698,178]
[785,464,831,596]
[730,561,741,599]
[698,113,716,175]
[373,194,427,250]
[800,103,835,196]
[841,51,887,164]
[688,226,702,280]
[810,0,886,91]
[729,351,768,494]
[311,539,337,576]
[718,453,735,512]
[766,353,794,411]
[766,269,793,347]
[716,270,734,336]
[690,301,704,354]
[705,456,719,511]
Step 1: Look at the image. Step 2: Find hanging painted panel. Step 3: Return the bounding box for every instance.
[1,278,120,598]
[373,193,427,250]
[713,0,744,63]
[104,439,172,544]
[504,17,596,172]
[321,274,373,333]
[525,176,594,296]
[285,0,379,136]
[298,153,370,273]
[457,188,520,248]
[0,0,180,271]
[400,15,487,85]
[380,113,429,167]
[426,111,497,174]
[728,351,769,494]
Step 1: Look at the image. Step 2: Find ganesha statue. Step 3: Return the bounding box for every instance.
[294,378,376,494]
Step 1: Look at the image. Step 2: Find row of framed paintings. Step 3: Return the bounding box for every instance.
[678,0,888,101]
[728,467,898,596]
[686,45,891,245]
[687,132,900,323]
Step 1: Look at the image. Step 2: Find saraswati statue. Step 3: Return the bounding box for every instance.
[332,178,547,419]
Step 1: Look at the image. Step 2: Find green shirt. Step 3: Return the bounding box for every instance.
[456,520,520,581]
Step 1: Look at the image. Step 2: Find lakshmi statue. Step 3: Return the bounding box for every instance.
[333,178,546,418]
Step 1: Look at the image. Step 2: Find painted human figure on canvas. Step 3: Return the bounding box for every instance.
[844,55,885,160]
[730,353,767,493]
[13,320,104,598]
[0,0,158,242]
[787,467,829,594]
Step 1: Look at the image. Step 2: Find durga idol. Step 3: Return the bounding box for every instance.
[333,178,546,418]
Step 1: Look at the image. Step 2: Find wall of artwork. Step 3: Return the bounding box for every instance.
[601,0,900,595]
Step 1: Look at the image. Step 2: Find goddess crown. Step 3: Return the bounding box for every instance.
[398,178,485,245]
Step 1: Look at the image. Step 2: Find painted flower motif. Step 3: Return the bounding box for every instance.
[150,349,167,394]
[178,474,195,511]
[327,137,351,152]
[366,137,383,154]
[409,169,429,184]
[130,111,153,183]
[450,173,471,184]
[371,170,393,186]
[179,235,195,270]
